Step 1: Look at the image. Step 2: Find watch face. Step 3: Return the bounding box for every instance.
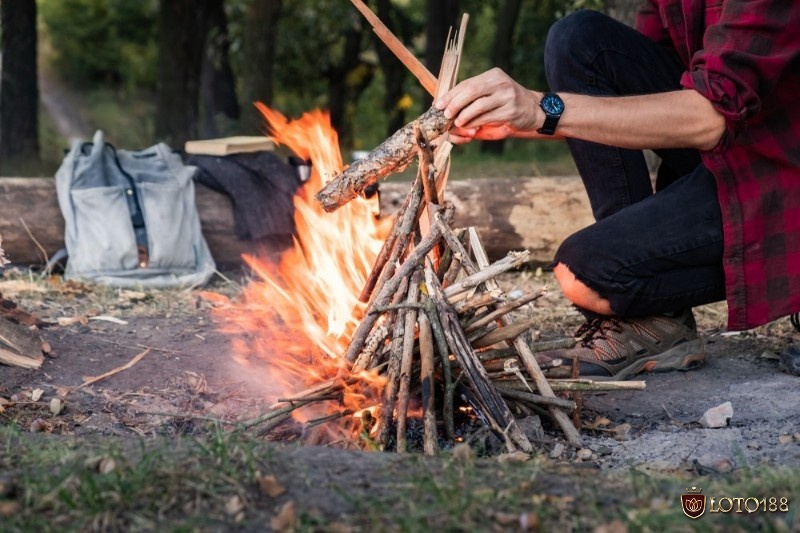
[541,94,564,115]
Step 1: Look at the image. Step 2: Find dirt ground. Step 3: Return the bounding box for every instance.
[3,269,798,475]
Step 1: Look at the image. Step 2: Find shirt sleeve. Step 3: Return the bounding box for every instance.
[681,0,800,135]
[635,0,671,45]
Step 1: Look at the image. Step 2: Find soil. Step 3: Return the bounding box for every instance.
[2,270,799,476]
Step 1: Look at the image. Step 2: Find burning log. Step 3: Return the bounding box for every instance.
[315,107,453,213]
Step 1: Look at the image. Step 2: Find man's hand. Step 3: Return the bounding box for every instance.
[435,68,545,144]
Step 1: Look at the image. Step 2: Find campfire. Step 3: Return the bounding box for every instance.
[219,3,644,454]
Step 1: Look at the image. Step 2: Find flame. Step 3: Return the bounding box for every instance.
[220,104,391,423]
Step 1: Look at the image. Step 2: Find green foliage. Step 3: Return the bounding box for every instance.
[39,0,158,89]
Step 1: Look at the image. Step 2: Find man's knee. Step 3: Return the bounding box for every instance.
[545,10,615,90]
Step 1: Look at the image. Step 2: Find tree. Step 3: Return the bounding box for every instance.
[155,0,217,146]
[240,0,282,133]
[482,0,523,154]
[424,0,459,106]
[200,0,240,137]
[1,0,40,169]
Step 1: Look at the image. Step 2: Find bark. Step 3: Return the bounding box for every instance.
[315,106,452,212]
[241,0,282,133]
[0,0,39,168]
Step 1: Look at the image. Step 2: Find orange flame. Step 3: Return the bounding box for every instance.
[220,104,391,421]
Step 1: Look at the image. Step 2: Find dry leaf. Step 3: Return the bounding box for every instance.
[118,290,147,302]
[30,388,44,402]
[497,451,531,463]
[89,315,128,325]
[584,416,612,430]
[0,397,8,406]
[225,494,245,519]
[270,501,297,532]
[98,457,116,474]
[57,316,89,327]
[451,442,474,466]
[29,418,51,433]
[49,398,64,415]
[257,475,287,498]
[197,291,231,307]
[0,500,20,517]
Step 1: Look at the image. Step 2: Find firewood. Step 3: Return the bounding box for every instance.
[471,318,537,349]
[418,309,438,456]
[395,271,422,453]
[0,316,45,369]
[465,229,583,447]
[500,379,647,392]
[424,268,533,453]
[377,285,411,449]
[345,203,452,363]
[315,107,453,212]
[442,251,530,299]
[494,385,576,411]
[465,289,546,333]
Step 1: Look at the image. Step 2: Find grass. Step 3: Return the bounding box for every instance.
[2,423,798,531]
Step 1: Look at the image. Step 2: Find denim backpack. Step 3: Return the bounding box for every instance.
[55,131,216,288]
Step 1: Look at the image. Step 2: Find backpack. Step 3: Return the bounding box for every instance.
[55,131,216,288]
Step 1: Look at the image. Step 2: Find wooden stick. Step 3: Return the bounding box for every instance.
[494,385,576,411]
[500,379,647,392]
[466,228,583,447]
[359,174,424,303]
[425,268,532,453]
[316,107,453,212]
[396,270,421,453]
[471,318,537,349]
[0,347,43,369]
[78,348,151,390]
[377,285,410,449]
[349,0,438,97]
[452,291,502,314]
[465,289,546,333]
[345,204,450,362]
[443,251,530,299]
[418,307,438,456]
[423,265,456,443]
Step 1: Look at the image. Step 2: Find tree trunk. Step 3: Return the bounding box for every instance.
[200,0,240,138]
[326,21,374,149]
[241,0,282,133]
[424,0,458,107]
[155,0,213,147]
[481,0,523,155]
[375,0,413,136]
[0,0,39,170]
[0,176,593,267]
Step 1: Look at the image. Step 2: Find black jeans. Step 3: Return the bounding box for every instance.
[544,10,726,317]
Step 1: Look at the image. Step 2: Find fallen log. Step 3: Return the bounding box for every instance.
[0,176,592,267]
[315,106,453,212]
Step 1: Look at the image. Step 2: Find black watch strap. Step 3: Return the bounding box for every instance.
[538,115,560,136]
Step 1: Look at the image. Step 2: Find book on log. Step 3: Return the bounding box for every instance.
[184,136,275,156]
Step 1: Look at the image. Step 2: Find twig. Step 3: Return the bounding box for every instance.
[418,306,438,456]
[18,217,49,266]
[465,289,546,333]
[423,264,456,442]
[396,270,422,453]
[493,386,576,411]
[77,348,151,390]
[443,251,530,299]
[471,318,537,349]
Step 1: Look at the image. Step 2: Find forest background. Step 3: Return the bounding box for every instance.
[0,0,641,177]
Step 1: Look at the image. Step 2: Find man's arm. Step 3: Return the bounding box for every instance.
[435,68,726,151]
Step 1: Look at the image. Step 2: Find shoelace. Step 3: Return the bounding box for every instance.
[575,317,624,348]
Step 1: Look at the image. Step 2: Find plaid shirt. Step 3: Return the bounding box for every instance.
[636,0,800,330]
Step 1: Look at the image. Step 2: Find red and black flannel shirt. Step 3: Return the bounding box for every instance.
[636,0,800,330]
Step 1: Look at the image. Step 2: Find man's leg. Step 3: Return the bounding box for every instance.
[544,10,701,220]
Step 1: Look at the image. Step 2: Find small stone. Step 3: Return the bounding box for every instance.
[794,432,800,442]
[779,346,800,376]
[778,434,794,445]
[596,446,613,457]
[612,423,632,441]
[549,443,565,459]
[576,448,593,460]
[699,401,733,428]
[696,453,735,473]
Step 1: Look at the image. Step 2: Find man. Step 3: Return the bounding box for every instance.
[435,1,800,379]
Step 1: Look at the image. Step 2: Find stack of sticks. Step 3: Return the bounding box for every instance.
[244,3,648,453]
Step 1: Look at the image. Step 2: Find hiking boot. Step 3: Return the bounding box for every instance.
[537,310,705,379]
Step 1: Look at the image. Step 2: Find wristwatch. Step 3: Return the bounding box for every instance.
[537,93,564,135]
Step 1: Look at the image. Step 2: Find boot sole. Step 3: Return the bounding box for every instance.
[604,338,706,380]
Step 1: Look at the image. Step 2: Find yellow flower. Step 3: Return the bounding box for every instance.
[397,94,413,111]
